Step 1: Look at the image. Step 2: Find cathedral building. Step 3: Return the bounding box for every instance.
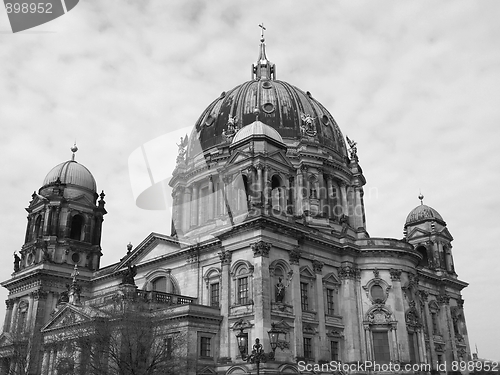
[0,34,471,375]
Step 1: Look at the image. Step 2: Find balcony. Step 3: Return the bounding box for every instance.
[136,290,198,305]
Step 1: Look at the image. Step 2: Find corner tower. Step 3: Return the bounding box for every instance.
[22,145,106,271]
[1,145,106,374]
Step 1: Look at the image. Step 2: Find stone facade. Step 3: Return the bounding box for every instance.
[0,38,471,375]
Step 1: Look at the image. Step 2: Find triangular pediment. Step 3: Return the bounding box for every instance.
[42,304,93,332]
[407,227,431,240]
[0,333,13,347]
[27,194,48,209]
[323,272,340,285]
[299,266,315,278]
[266,150,294,169]
[437,227,454,241]
[113,233,182,271]
[225,150,252,166]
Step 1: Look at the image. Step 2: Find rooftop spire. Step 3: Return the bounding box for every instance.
[418,192,424,205]
[252,23,275,80]
[71,142,78,161]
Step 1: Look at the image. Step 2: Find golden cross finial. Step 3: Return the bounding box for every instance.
[259,22,266,41]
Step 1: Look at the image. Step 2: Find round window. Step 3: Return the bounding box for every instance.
[262,81,272,89]
[262,103,275,113]
[71,253,80,264]
[321,115,329,125]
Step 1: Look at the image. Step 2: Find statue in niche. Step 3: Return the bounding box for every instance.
[222,116,238,142]
[13,252,20,272]
[276,277,285,302]
[275,271,293,303]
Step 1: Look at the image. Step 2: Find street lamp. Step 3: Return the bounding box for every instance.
[236,324,282,375]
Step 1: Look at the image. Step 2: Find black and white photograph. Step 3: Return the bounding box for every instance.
[0,1,498,374]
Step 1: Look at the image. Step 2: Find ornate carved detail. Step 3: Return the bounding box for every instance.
[389,268,402,281]
[457,298,464,308]
[312,260,324,274]
[373,268,379,278]
[434,342,445,352]
[406,304,422,330]
[219,249,232,265]
[346,136,358,161]
[176,135,188,164]
[300,113,317,137]
[222,116,239,142]
[251,241,271,258]
[5,299,14,309]
[289,247,301,265]
[418,289,429,302]
[339,265,359,280]
[437,293,450,305]
[365,305,394,325]
[31,289,48,300]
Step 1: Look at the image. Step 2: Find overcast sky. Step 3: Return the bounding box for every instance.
[0,0,498,361]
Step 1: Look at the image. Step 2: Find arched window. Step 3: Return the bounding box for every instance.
[33,215,42,240]
[152,276,177,294]
[416,246,429,268]
[70,215,84,241]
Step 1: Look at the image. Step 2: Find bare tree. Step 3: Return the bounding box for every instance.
[0,330,30,375]
[50,300,187,375]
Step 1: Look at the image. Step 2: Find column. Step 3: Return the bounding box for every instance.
[41,350,50,375]
[391,327,399,362]
[326,176,334,219]
[3,300,14,332]
[339,265,361,362]
[295,169,303,215]
[251,241,272,345]
[313,261,327,359]
[389,269,406,362]
[317,169,325,216]
[190,184,199,228]
[287,176,294,215]
[48,348,56,374]
[364,327,373,361]
[263,167,270,208]
[354,186,366,230]
[303,166,310,213]
[208,176,214,220]
[183,188,191,232]
[218,249,232,360]
[439,294,457,362]
[256,166,263,206]
[420,291,437,369]
[289,248,302,357]
[340,183,349,222]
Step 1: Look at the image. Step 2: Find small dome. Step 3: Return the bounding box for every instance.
[405,204,444,226]
[43,160,97,192]
[232,120,284,145]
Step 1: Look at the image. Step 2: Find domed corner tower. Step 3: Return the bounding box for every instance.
[404,194,456,276]
[169,33,368,239]
[0,145,107,374]
[20,145,107,272]
[403,195,471,364]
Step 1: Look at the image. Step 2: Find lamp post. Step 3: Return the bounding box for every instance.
[236,324,282,375]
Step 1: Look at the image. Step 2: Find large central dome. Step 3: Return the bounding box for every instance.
[188,37,347,160]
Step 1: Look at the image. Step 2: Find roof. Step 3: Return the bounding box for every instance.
[231,120,284,145]
[42,160,97,192]
[405,204,445,225]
